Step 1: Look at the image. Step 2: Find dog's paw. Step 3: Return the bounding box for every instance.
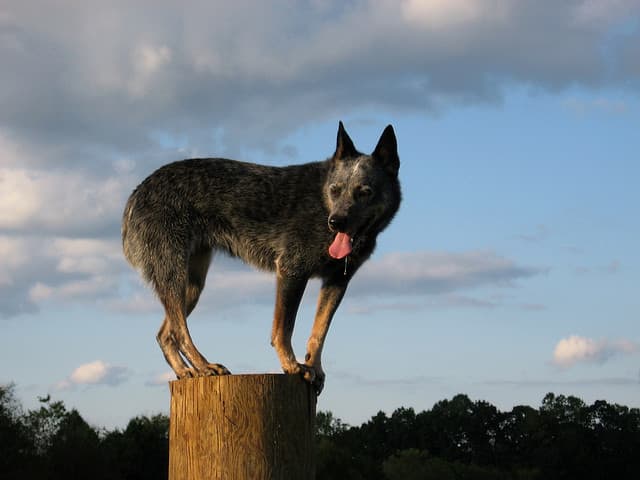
[302,365,325,395]
[282,363,325,393]
[312,371,325,395]
[202,363,231,376]
[283,362,308,376]
[176,367,197,379]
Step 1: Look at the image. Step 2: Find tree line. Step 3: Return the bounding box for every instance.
[1,383,167,480]
[2,383,639,479]
[315,393,640,479]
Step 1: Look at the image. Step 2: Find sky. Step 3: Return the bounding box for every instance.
[1,0,639,429]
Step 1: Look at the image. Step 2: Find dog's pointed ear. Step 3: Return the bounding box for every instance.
[334,121,358,160]
[372,125,399,176]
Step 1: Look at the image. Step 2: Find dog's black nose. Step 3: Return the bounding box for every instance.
[328,215,347,232]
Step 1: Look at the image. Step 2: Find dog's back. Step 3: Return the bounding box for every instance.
[123,158,335,285]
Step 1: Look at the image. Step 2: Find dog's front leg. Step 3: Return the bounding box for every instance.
[304,278,348,394]
[271,271,308,376]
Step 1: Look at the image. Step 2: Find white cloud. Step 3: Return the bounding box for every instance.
[0,232,130,317]
[1,0,638,158]
[350,250,542,297]
[134,44,172,76]
[56,360,129,390]
[71,361,111,383]
[145,371,177,387]
[401,0,509,29]
[128,44,172,97]
[25,237,125,303]
[0,169,41,228]
[35,275,118,302]
[155,250,539,318]
[0,167,132,235]
[28,282,54,302]
[0,1,621,320]
[552,335,639,368]
[553,336,602,366]
[1,212,541,320]
[109,249,541,317]
[573,0,640,26]
[51,238,122,275]
[0,137,134,316]
[200,250,539,312]
[0,235,31,286]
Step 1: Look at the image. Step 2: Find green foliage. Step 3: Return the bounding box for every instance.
[101,414,170,480]
[47,409,104,478]
[22,395,69,455]
[0,383,169,480]
[315,393,640,480]
[383,448,452,480]
[0,383,38,479]
[316,410,349,436]
[2,384,640,480]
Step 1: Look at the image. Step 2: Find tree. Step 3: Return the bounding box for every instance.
[315,411,367,480]
[383,448,455,480]
[21,394,69,455]
[102,414,169,480]
[316,410,348,437]
[4,384,640,479]
[420,394,503,466]
[536,393,591,478]
[0,383,37,479]
[584,400,640,478]
[496,405,541,468]
[48,409,104,479]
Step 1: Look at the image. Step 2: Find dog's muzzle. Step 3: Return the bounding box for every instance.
[328,214,347,233]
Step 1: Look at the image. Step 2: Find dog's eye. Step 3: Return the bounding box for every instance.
[329,183,342,197]
[355,185,373,199]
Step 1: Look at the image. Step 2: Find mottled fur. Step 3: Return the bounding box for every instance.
[121,122,401,393]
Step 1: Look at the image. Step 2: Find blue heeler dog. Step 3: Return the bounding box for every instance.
[122,122,401,393]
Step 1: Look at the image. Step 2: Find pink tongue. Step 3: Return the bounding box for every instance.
[329,232,352,259]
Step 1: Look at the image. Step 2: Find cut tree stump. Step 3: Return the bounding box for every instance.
[168,374,317,480]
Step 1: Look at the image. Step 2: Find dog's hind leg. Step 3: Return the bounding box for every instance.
[161,290,230,377]
[182,248,231,375]
[156,313,193,379]
[185,248,213,316]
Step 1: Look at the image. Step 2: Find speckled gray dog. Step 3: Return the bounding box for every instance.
[121,122,401,393]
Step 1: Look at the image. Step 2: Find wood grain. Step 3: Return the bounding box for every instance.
[168,374,316,479]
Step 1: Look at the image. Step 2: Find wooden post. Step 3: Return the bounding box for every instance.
[168,374,316,480]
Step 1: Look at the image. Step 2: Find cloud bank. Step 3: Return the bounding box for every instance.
[552,335,639,368]
[1,0,639,160]
[351,250,542,297]
[1,0,636,318]
[0,238,543,318]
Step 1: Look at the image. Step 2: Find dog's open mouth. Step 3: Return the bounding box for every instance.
[328,232,352,259]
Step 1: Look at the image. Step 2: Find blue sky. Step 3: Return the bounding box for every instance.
[1,0,639,429]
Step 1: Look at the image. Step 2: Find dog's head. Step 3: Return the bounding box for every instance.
[324,122,401,259]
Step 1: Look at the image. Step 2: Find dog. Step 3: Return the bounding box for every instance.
[122,122,401,393]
